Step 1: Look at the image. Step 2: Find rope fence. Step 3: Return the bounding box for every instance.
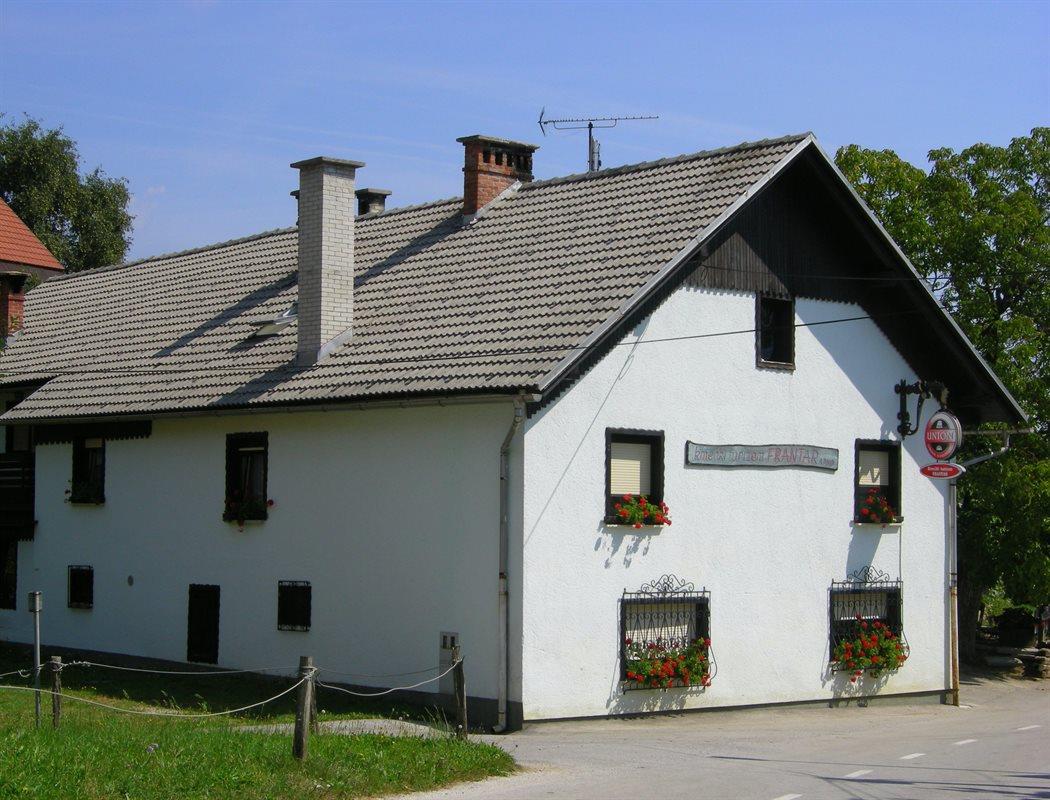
[0,646,471,756]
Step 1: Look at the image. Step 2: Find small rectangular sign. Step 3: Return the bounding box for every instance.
[685,442,839,471]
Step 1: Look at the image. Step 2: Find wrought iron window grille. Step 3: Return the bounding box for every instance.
[620,574,714,691]
[829,566,907,668]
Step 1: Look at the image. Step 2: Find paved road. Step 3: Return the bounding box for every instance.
[403,674,1049,800]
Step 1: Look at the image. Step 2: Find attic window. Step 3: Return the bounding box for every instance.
[224,432,268,522]
[251,303,297,337]
[756,295,794,368]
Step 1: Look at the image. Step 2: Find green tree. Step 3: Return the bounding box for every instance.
[836,130,1049,660]
[0,115,132,271]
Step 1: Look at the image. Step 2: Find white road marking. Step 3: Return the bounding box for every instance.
[843,769,873,778]
[954,739,977,745]
[1016,725,1041,731]
[900,753,925,760]
[771,795,803,800]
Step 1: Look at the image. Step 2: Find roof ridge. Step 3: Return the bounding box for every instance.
[524,132,813,191]
[49,226,298,281]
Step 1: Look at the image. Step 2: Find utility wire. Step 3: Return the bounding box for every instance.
[66,660,300,676]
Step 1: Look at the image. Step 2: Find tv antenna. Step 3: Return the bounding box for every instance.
[538,109,659,172]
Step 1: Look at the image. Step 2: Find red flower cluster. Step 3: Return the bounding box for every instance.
[613,494,672,529]
[624,636,711,689]
[858,488,896,524]
[832,614,909,680]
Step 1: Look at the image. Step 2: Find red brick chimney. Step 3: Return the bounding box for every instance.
[0,274,27,342]
[457,135,539,216]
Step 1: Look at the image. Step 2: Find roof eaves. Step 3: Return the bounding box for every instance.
[535,134,816,394]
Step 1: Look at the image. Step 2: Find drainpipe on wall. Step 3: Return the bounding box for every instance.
[494,396,526,733]
[948,431,1023,706]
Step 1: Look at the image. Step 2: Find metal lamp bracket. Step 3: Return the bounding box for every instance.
[895,379,948,438]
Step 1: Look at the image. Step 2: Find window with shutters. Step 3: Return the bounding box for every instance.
[69,438,105,504]
[224,432,268,522]
[605,429,664,520]
[68,565,94,609]
[854,440,901,522]
[277,581,311,631]
[756,295,794,368]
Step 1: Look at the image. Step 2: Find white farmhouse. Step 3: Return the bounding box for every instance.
[0,133,1026,730]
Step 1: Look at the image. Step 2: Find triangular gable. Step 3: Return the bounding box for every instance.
[537,137,1026,426]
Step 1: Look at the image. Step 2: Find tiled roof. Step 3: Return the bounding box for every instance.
[0,134,808,420]
[0,199,62,271]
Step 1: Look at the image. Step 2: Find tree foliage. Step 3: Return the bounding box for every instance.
[836,130,1049,658]
[0,115,132,271]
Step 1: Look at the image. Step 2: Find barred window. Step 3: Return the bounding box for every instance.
[0,539,16,610]
[68,565,94,609]
[278,581,311,631]
[829,568,903,660]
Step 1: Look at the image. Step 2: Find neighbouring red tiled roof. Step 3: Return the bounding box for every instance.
[0,198,63,271]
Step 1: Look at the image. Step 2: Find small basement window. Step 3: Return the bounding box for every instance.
[224,432,268,522]
[70,438,105,504]
[756,295,795,368]
[68,565,94,609]
[0,540,16,610]
[278,581,311,631]
[606,429,664,519]
[855,440,902,521]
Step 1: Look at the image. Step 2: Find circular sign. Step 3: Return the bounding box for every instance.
[924,410,963,460]
[920,462,965,480]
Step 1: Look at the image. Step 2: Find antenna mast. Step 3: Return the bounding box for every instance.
[538,109,658,172]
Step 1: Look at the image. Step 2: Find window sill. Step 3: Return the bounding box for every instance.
[67,603,93,610]
[68,498,105,506]
[851,518,903,529]
[278,624,310,632]
[756,358,795,372]
[603,521,669,530]
[222,514,268,523]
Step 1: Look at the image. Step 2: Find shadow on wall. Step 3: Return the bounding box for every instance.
[805,310,903,441]
[594,525,656,569]
[606,679,706,716]
[822,665,891,703]
[845,530,881,579]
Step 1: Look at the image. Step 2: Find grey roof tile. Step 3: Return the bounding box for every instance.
[0,134,808,420]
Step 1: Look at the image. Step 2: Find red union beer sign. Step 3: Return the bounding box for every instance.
[924,410,963,461]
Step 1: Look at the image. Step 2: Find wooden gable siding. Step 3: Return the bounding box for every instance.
[686,159,891,304]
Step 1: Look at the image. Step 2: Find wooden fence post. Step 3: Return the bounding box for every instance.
[292,656,314,761]
[451,645,467,739]
[310,674,319,734]
[50,656,61,729]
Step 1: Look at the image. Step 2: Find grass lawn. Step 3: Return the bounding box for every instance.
[0,644,514,799]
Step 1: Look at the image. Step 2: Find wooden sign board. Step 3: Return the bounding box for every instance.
[685,442,839,471]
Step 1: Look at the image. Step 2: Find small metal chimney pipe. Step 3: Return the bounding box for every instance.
[291,156,364,366]
[356,188,392,216]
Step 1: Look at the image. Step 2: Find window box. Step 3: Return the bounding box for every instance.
[854,440,901,523]
[224,432,269,525]
[756,294,795,369]
[829,567,908,682]
[621,575,712,690]
[68,438,105,504]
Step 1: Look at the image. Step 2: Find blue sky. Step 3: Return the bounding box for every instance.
[2,0,1047,261]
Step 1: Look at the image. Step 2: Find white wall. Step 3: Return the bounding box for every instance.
[521,288,949,720]
[0,402,517,703]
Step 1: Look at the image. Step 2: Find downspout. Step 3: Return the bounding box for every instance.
[494,396,526,733]
[948,431,1019,706]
